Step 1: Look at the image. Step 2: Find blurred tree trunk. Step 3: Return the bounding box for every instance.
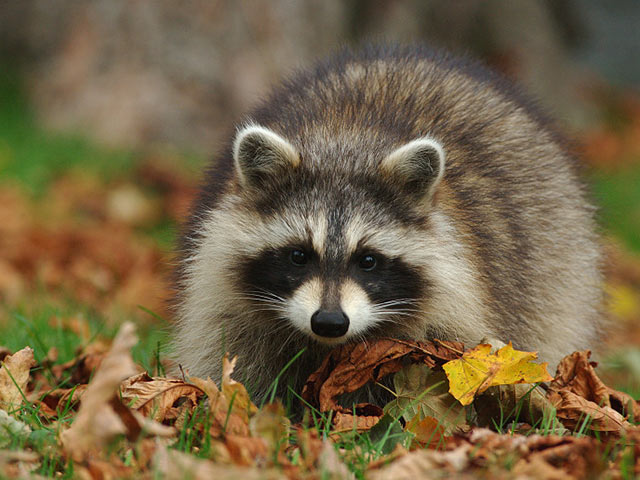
[0,0,594,152]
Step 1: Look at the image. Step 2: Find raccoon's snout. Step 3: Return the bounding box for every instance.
[311,310,350,338]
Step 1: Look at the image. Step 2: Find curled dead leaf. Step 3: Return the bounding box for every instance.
[549,350,640,421]
[551,389,632,434]
[302,338,462,431]
[60,322,140,462]
[0,347,35,410]
[188,356,259,438]
[120,372,203,423]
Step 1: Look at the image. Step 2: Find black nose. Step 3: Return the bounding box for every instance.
[311,310,350,338]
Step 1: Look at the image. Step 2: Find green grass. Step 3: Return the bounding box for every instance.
[0,68,137,195]
[1,301,169,375]
[591,167,640,252]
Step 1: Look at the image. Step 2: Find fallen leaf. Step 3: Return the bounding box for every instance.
[551,389,632,434]
[0,410,31,448]
[222,354,258,423]
[120,371,202,422]
[0,449,40,479]
[60,322,140,462]
[189,365,256,438]
[405,415,447,449]
[442,342,553,406]
[317,441,353,479]
[37,385,87,418]
[224,434,269,466]
[0,347,35,410]
[302,338,462,430]
[549,350,640,420]
[249,401,290,457]
[384,364,466,434]
[366,444,470,479]
[153,444,286,480]
[515,434,605,479]
[293,427,326,472]
[84,458,134,479]
[50,340,111,385]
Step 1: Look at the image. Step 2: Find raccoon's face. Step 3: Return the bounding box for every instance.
[230,124,446,344]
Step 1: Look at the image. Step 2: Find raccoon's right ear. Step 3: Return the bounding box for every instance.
[380,137,445,201]
[233,124,300,188]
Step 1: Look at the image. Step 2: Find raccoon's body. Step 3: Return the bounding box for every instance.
[174,45,602,402]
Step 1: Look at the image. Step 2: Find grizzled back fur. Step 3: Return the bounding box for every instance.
[173,44,603,402]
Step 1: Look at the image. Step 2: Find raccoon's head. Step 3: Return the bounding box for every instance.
[226,124,447,345]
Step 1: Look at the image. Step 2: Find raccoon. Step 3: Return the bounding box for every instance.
[173,45,603,403]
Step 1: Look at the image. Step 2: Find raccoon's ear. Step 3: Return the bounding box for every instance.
[380,138,445,200]
[233,124,300,187]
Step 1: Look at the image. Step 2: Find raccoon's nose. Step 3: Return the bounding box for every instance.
[311,310,350,338]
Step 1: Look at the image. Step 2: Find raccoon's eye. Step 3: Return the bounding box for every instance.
[359,254,377,271]
[290,249,308,266]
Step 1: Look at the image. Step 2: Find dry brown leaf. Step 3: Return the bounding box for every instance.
[189,375,250,437]
[317,441,353,479]
[130,410,177,437]
[37,385,88,417]
[302,338,462,430]
[438,428,606,479]
[551,389,632,433]
[222,354,258,423]
[549,350,640,420]
[512,455,579,480]
[405,415,447,450]
[84,458,134,479]
[60,322,140,462]
[0,347,35,410]
[120,372,203,422]
[331,404,384,432]
[224,434,269,466]
[249,401,290,456]
[0,449,40,479]
[153,444,286,480]
[518,434,604,479]
[50,340,110,386]
[293,427,326,472]
[366,444,470,480]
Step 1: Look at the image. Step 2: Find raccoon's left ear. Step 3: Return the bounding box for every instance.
[233,124,300,188]
[380,138,445,200]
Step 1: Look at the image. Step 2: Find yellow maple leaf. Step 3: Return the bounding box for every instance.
[442,342,553,406]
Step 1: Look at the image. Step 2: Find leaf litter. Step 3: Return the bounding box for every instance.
[1,143,640,477]
[1,316,639,478]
